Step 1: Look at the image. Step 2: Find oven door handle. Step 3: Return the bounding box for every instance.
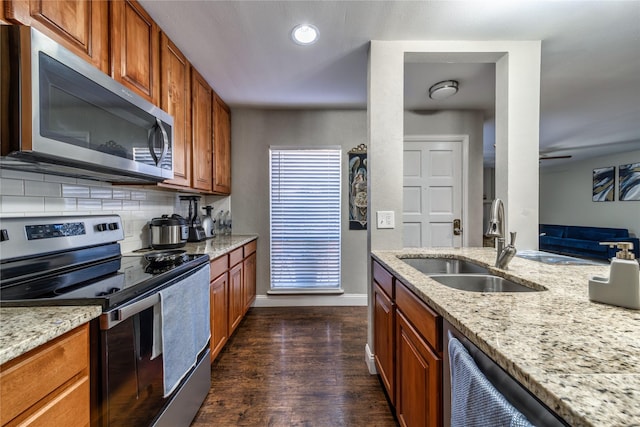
[100,293,160,330]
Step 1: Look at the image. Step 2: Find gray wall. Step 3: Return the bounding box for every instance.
[404,110,486,246]
[540,150,640,236]
[231,109,369,297]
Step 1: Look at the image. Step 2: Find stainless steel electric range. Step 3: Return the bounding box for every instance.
[0,215,211,427]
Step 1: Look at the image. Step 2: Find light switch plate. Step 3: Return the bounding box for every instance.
[376,211,395,229]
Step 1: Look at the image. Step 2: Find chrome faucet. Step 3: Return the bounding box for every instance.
[485,198,505,254]
[485,198,516,269]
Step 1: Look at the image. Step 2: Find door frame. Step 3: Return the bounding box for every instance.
[403,134,470,248]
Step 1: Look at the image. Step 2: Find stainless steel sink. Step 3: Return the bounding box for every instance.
[400,257,490,275]
[429,274,541,292]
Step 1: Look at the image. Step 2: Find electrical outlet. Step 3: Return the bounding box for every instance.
[376,211,395,229]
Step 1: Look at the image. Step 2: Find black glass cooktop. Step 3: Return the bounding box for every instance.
[0,251,209,310]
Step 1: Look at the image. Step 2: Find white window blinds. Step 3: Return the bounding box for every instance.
[269,148,342,290]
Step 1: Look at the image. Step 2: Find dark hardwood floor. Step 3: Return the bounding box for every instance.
[191,306,398,426]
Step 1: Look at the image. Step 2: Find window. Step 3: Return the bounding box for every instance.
[269,147,342,291]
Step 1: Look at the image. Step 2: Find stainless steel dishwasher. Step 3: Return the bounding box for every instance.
[443,319,569,427]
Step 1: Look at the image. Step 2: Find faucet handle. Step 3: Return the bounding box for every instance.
[509,231,517,246]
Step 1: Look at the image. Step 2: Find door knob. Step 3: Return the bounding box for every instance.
[453,219,463,235]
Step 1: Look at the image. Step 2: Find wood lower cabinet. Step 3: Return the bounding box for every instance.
[372,258,443,427]
[110,0,159,104]
[0,324,90,426]
[159,32,191,188]
[3,0,109,73]
[209,270,229,362]
[209,239,257,363]
[243,241,257,312]
[396,310,442,427]
[228,258,244,334]
[373,261,395,405]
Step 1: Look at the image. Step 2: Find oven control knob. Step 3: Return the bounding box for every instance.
[108,222,119,230]
[97,223,108,232]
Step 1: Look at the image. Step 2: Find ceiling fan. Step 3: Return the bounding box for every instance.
[539,154,572,161]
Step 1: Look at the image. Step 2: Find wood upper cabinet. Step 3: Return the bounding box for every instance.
[3,0,109,73]
[191,68,213,192]
[159,32,191,188]
[212,94,231,195]
[110,0,159,104]
[0,324,90,426]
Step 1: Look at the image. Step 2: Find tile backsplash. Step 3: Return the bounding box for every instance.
[0,169,230,253]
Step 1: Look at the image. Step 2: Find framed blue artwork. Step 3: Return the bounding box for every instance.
[619,162,640,201]
[593,166,615,202]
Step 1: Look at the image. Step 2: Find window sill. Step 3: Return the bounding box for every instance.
[267,288,345,296]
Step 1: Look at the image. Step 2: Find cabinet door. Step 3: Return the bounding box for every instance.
[212,94,231,194]
[3,0,109,73]
[160,32,191,188]
[191,68,213,192]
[396,310,442,427]
[374,282,395,405]
[228,262,244,334]
[210,272,228,363]
[110,0,159,104]
[243,251,256,312]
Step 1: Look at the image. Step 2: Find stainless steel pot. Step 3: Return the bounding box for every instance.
[149,214,188,249]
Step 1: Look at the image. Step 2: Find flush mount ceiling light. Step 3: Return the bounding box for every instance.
[428,80,459,100]
[291,24,319,45]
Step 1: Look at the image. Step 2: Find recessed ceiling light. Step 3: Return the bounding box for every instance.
[291,24,319,45]
[429,80,459,100]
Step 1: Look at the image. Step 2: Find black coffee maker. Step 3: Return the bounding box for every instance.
[179,195,207,242]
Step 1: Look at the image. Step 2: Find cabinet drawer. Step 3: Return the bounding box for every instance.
[0,324,89,425]
[210,255,229,281]
[244,240,257,256]
[396,281,441,352]
[373,260,394,299]
[229,247,244,267]
[14,375,90,427]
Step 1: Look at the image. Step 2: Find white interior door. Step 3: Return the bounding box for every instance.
[403,138,464,248]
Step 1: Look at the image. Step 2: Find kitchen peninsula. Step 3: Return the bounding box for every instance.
[372,247,640,427]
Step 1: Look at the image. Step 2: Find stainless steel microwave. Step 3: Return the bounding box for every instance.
[0,26,174,183]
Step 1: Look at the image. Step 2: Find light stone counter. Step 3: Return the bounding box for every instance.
[0,305,102,365]
[371,247,640,427]
[180,234,258,260]
[1,235,258,366]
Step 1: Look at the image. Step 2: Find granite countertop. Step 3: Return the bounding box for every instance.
[371,247,640,427]
[1,235,258,366]
[0,305,102,365]
[180,234,258,260]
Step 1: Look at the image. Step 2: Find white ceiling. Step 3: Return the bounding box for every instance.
[140,0,640,166]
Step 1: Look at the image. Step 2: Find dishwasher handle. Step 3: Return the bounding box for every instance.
[100,292,160,330]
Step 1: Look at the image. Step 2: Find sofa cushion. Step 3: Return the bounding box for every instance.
[543,227,565,238]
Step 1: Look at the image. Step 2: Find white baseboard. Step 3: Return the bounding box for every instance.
[253,293,368,307]
[365,343,377,375]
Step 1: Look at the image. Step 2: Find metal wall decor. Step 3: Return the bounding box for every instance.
[619,162,640,201]
[348,144,367,230]
[592,166,615,202]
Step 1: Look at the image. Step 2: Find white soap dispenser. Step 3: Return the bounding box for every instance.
[588,242,640,310]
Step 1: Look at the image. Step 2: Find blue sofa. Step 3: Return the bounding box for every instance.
[539,224,640,261]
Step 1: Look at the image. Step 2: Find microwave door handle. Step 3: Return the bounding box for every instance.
[156,118,169,166]
[148,122,160,165]
[147,119,168,166]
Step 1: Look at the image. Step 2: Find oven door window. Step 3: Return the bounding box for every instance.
[103,305,164,426]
